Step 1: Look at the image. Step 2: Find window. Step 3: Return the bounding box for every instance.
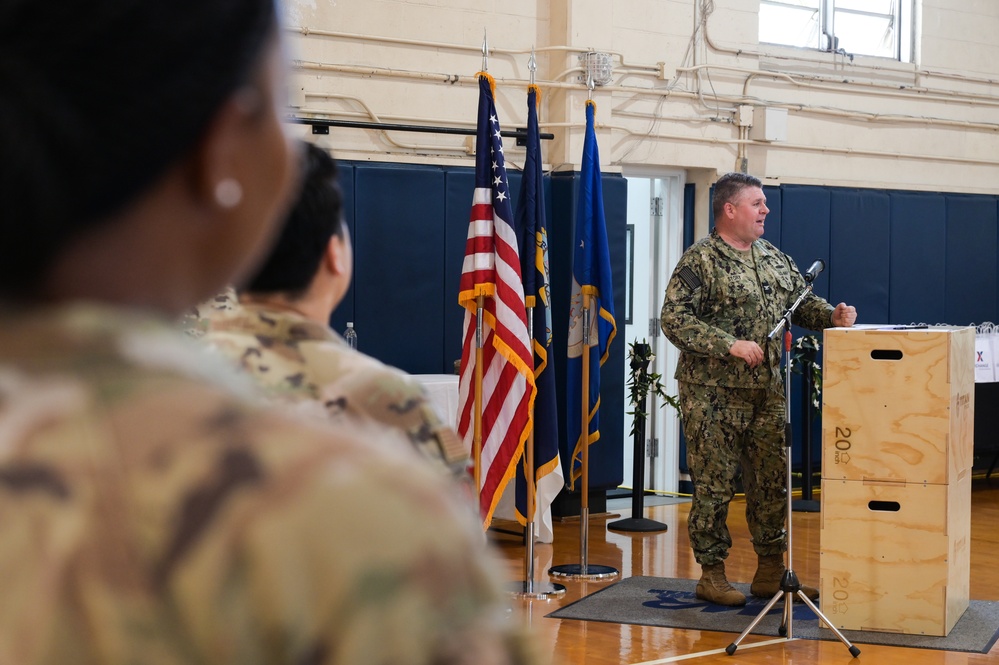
[759,0,913,62]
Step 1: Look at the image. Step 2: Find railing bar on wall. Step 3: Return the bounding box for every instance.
[289,116,555,141]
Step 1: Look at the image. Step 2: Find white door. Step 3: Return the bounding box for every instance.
[621,171,685,495]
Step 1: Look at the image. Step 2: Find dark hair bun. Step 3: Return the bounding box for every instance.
[0,0,277,296]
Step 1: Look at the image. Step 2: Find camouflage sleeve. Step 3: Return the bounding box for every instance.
[782,255,836,331]
[225,431,537,664]
[165,419,537,665]
[317,360,471,485]
[659,253,737,358]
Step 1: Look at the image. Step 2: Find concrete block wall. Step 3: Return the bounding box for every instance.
[283,0,999,233]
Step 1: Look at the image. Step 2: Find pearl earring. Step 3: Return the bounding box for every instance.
[214,178,243,209]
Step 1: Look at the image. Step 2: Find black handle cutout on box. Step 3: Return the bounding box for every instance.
[868,500,901,512]
[870,349,903,360]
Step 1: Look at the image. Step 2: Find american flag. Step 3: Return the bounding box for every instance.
[457,73,536,526]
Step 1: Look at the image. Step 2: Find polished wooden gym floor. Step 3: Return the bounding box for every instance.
[491,476,999,665]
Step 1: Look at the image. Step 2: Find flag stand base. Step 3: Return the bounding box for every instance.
[607,517,668,533]
[548,563,619,580]
[509,580,567,599]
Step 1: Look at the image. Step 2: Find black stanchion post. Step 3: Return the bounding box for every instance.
[609,343,668,533]
[793,343,819,512]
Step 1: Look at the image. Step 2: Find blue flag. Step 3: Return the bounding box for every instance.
[514,85,563,540]
[566,100,616,488]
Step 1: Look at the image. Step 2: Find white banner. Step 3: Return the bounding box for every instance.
[976,323,997,383]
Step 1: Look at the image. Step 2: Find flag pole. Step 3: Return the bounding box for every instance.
[550,78,618,580]
[511,300,565,599]
[471,37,487,525]
[550,292,617,581]
[473,295,484,509]
[511,49,565,599]
[579,294,591,572]
[525,55,538,565]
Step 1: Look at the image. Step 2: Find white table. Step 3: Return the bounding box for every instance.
[413,374,460,430]
[413,373,554,543]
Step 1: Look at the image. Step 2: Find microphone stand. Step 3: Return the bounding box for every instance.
[726,279,860,658]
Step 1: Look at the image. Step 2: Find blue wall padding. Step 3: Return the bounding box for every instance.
[945,195,998,326]
[683,183,696,249]
[352,164,447,374]
[443,168,475,373]
[889,192,947,324]
[340,161,625,492]
[780,185,831,302]
[333,160,999,493]
[599,175,628,489]
[830,188,891,323]
[761,184,782,247]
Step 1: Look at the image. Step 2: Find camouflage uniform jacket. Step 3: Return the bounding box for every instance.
[201,303,470,484]
[178,286,238,338]
[0,303,537,665]
[660,231,834,391]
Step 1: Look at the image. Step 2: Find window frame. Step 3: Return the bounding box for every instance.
[759,0,913,63]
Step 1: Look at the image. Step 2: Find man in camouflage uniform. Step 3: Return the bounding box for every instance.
[200,144,470,488]
[660,172,857,606]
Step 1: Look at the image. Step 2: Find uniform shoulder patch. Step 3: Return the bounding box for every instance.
[677,265,702,291]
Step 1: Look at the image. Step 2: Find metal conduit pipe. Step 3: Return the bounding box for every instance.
[289,21,999,90]
[295,62,999,138]
[291,102,999,169]
[295,60,577,90]
[291,11,999,97]
[704,96,999,133]
[624,79,999,134]
[671,64,999,108]
[295,60,694,98]
[742,71,999,108]
[609,103,957,134]
[286,26,660,72]
[553,67,586,82]
[543,121,747,146]
[541,118,999,168]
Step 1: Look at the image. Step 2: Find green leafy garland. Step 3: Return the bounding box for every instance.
[790,334,822,410]
[626,340,681,438]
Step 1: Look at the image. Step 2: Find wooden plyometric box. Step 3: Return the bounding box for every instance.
[822,326,975,484]
[819,473,971,636]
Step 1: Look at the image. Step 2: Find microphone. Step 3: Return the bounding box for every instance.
[803,259,825,283]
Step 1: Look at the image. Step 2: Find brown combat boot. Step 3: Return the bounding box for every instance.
[695,562,747,606]
[750,554,819,600]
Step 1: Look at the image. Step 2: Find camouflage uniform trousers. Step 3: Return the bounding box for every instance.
[680,380,788,566]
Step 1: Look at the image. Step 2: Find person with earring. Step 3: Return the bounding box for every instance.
[0,1,538,663]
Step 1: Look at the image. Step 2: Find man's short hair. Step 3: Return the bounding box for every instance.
[246,143,345,296]
[712,172,763,220]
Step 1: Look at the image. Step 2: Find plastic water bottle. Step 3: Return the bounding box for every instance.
[344,322,357,350]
